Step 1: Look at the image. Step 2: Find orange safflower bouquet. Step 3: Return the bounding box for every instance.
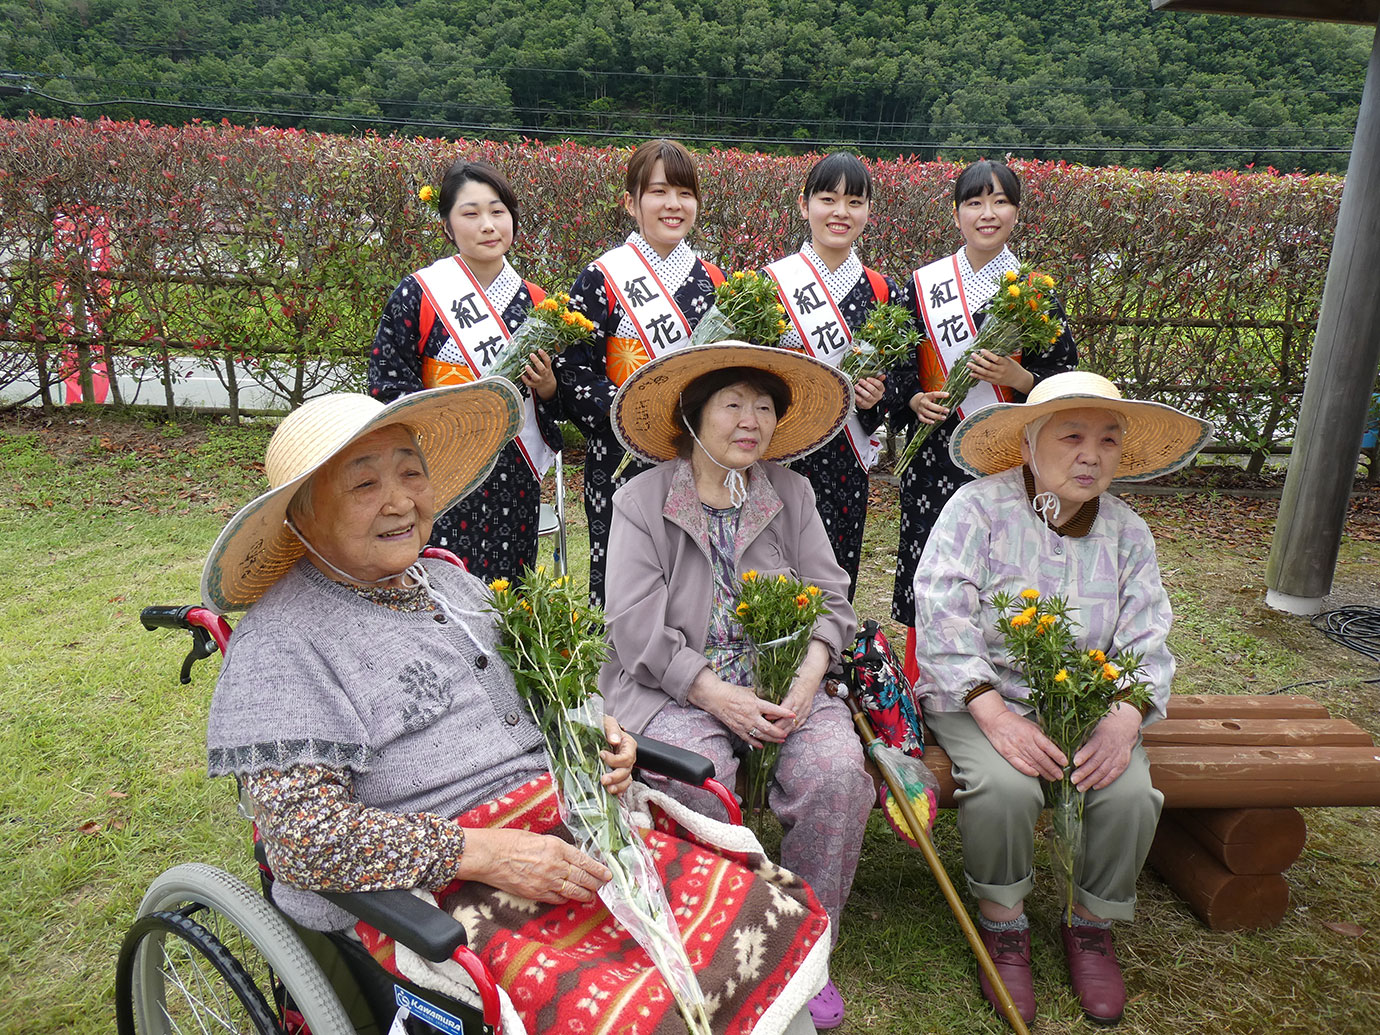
[733,571,830,820]
[993,589,1152,924]
[839,302,919,383]
[490,291,596,390]
[689,269,788,348]
[489,567,710,1034]
[894,265,1064,475]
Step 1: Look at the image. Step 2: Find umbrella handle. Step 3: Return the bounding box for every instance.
[828,681,1032,1035]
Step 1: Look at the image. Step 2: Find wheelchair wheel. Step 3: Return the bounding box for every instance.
[118,862,355,1035]
[117,910,281,1034]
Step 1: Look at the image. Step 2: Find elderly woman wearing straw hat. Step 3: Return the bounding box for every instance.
[600,341,875,1030]
[202,382,831,1035]
[911,371,1213,1026]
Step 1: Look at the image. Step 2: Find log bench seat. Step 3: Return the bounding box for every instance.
[915,694,1380,931]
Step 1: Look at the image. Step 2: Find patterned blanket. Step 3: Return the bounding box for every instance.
[358,775,830,1035]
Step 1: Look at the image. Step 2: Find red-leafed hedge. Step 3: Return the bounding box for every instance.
[0,118,1350,462]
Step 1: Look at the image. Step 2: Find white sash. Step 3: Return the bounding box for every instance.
[412,255,556,479]
[766,253,880,470]
[594,244,694,357]
[911,253,1011,420]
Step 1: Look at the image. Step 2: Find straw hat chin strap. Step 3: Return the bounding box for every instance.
[285,518,489,654]
[1021,417,1063,525]
[682,408,750,508]
[286,518,409,586]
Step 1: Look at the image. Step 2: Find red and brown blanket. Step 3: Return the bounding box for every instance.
[358,775,830,1035]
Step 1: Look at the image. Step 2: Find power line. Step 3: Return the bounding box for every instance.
[9,73,1358,142]
[6,85,1353,157]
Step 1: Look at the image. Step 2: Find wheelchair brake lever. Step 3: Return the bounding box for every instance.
[178,627,219,685]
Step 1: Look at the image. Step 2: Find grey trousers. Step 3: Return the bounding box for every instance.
[926,709,1163,921]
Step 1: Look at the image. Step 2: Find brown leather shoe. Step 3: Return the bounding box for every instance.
[1061,923,1126,1025]
[978,925,1036,1023]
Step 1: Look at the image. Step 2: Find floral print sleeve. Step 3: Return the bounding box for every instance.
[242,764,467,893]
[557,264,618,437]
[368,275,429,403]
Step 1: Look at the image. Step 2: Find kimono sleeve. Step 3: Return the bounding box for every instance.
[368,276,426,403]
[1020,294,1078,396]
[557,264,620,435]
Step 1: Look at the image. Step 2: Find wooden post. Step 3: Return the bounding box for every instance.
[1266,15,1380,614]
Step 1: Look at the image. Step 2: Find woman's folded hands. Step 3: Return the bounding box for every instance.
[689,669,795,746]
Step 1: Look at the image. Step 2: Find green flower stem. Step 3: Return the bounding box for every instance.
[893,321,1024,477]
[490,568,711,1035]
[743,632,811,821]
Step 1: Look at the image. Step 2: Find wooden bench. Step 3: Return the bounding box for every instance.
[917,694,1380,931]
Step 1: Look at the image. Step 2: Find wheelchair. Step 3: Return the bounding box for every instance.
[118,570,742,1035]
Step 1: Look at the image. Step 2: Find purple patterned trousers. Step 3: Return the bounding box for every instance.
[641,687,874,944]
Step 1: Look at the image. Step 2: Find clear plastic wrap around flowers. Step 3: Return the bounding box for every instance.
[552,700,711,1033]
[688,304,738,347]
[839,302,918,384]
[1046,779,1086,925]
[733,571,830,825]
[871,741,940,847]
[488,567,710,1035]
[694,269,788,347]
[744,624,813,822]
[486,318,557,391]
[487,293,594,391]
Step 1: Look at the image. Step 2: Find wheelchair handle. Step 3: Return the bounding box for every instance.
[140,605,232,684]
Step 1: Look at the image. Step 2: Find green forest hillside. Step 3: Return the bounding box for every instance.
[1,0,1372,171]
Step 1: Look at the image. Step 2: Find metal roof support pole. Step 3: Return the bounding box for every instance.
[1266,15,1380,615]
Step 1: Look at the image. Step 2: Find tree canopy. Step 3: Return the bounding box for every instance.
[0,0,1370,171]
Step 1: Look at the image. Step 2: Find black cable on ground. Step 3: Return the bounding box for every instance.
[1311,605,1380,665]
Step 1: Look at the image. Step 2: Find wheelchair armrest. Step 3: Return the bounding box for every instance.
[633,734,715,785]
[318,888,467,964]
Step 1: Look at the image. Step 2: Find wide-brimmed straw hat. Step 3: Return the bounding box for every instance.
[949,370,1213,481]
[612,341,852,465]
[201,381,523,613]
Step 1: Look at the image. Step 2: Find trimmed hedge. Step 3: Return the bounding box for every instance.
[0,118,1346,463]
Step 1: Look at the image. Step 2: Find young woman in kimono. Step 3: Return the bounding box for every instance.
[368,159,563,580]
[558,139,724,607]
[762,152,898,600]
[888,159,1078,679]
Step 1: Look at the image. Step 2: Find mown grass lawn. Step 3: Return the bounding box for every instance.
[1,407,1378,1034]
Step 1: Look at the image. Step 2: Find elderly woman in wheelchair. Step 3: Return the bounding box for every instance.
[122,380,829,1035]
